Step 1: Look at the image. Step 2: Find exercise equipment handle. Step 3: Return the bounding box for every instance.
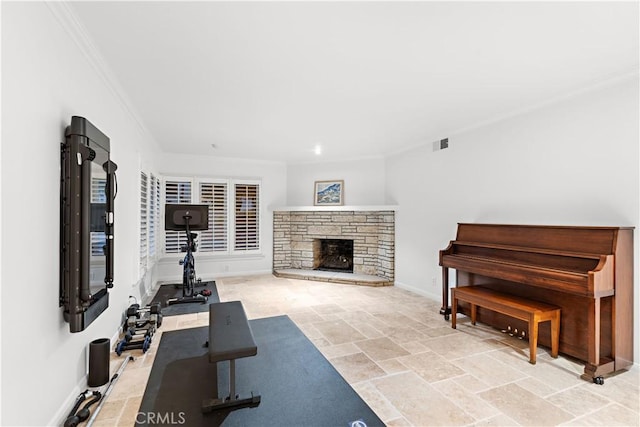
[86,356,133,427]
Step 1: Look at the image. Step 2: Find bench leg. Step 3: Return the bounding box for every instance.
[229,359,237,402]
[202,360,261,413]
[550,310,560,358]
[470,303,477,325]
[529,315,538,364]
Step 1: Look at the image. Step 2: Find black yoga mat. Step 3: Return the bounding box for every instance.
[137,315,385,427]
[149,281,219,316]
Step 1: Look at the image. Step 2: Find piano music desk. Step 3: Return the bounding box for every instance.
[452,286,560,364]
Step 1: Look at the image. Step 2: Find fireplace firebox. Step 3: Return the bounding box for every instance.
[313,239,354,273]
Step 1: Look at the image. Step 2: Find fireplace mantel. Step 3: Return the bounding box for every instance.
[271,205,398,212]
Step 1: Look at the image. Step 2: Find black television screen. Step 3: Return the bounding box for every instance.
[165,204,209,231]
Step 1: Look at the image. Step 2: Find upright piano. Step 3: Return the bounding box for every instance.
[439,223,634,381]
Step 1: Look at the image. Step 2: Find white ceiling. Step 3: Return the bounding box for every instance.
[70,1,639,164]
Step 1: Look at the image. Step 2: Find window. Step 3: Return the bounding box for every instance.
[164,179,192,253]
[161,178,260,255]
[234,183,259,252]
[140,172,148,267]
[199,182,228,252]
[139,172,161,272]
[149,174,160,257]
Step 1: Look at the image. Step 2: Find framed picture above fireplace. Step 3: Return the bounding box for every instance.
[314,180,344,206]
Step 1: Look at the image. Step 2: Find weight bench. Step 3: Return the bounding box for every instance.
[452,285,561,364]
[202,301,261,413]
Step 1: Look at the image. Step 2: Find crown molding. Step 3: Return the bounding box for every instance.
[46,1,157,144]
[386,67,640,159]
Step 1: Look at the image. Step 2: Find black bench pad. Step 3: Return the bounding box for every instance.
[209,301,257,363]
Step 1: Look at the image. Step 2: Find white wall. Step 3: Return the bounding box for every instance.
[1,3,162,425]
[287,157,387,206]
[386,76,640,360]
[155,153,287,281]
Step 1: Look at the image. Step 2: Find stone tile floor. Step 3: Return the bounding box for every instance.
[89,274,640,426]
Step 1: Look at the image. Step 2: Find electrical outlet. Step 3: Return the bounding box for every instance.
[431,277,437,287]
[224,265,229,272]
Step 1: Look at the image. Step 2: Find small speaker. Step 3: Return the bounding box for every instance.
[88,338,110,387]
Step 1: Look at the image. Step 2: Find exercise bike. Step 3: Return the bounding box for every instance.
[165,204,211,305]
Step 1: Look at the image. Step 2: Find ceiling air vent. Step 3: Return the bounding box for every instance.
[432,138,449,152]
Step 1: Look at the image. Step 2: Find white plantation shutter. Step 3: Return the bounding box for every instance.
[149,174,158,257]
[140,172,148,266]
[234,183,259,251]
[155,175,161,244]
[164,179,192,253]
[91,178,106,257]
[161,177,260,255]
[199,182,228,253]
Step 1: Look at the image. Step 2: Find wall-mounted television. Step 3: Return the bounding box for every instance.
[60,116,118,333]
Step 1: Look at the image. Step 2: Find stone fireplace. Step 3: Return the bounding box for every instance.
[272,208,395,285]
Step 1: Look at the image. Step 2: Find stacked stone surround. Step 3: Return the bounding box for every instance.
[273,210,395,284]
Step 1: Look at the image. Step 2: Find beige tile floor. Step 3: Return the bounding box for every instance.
[87,274,640,426]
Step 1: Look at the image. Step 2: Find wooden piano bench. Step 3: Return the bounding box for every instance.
[451,286,560,364]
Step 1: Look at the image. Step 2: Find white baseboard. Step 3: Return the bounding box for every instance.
[394,280,440,302]
[156,269,273,286]
[48,327,121,427]
[211,269,273,278]
[49,381,87,427]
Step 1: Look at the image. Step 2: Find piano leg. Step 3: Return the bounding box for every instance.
[587,298,602,370]
[440,267,451,320]
[582,362,615,385]
[528,314,538,364]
